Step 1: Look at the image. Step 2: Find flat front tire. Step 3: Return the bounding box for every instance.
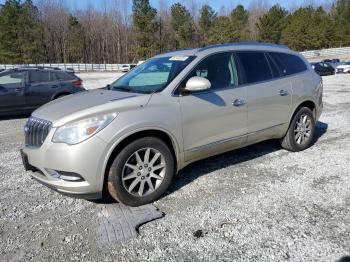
[281,107,315,152]
[107,137,175,206]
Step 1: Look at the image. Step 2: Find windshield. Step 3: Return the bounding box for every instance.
[111,56,195,93]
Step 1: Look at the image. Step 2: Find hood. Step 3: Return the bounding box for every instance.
[32,89,150,126]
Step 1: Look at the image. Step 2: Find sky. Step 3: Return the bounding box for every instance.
[0,0,332,12]
[69,0,308,10]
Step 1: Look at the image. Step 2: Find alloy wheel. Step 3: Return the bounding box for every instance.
[294,114,312,145]
[121,147,166,197]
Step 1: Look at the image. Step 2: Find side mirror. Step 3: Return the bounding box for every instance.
[106,84,111,90]
[183,76,211,92]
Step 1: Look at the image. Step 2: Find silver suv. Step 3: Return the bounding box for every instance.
[21,43,323,206]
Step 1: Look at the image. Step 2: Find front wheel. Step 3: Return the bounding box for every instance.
[280,107,315,152]
[107,137,175,206]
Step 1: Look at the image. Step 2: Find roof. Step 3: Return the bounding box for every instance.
[6,66,73,72]
[156,42,290,58]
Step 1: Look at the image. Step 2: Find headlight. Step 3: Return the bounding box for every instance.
[52,113,117,145]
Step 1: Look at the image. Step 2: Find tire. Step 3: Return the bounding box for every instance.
[280,107,315,152]
[107,137,175,206]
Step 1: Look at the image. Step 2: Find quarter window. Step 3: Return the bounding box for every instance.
[237,52,273,84]
[51,71,75,81]
[269,52,307,76]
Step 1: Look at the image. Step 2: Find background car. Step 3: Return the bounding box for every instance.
[120,65,131,72]
[336,62,350,73]
[321,58,341,69]
[311,62,335,76]
[0,67,85,115]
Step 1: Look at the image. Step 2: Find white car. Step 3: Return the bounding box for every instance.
[336,62,350,73]
[137,60,145,66]
[120,65,131,72]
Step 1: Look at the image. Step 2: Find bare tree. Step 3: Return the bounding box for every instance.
[248,0,269,41]
[36,0,69,62]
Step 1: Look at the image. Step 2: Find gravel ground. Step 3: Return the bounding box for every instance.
[0,73,350,261]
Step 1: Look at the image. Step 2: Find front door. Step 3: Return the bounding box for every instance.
[178,52,247,162]
[0,70,26,113]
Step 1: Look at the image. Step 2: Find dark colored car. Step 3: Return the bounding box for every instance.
[0,67,85,115]
[322,58,340,63]
[311,62,335,76]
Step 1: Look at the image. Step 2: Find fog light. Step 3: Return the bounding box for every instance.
[45,169,85,182]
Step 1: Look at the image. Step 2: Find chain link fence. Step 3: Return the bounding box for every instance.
[301,47,350,59]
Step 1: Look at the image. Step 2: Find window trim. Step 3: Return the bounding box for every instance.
[28,70,52,84]
[172,50,309,96]
[0,70,26,87]
[173,51,245,96]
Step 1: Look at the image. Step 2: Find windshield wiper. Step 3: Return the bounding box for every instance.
[113,86,132,92]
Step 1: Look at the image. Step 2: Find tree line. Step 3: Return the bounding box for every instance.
[0,0,349,64]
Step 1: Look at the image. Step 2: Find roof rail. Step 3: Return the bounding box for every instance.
[159,48,196,55]
[198,42,289,52]
[17,66,62,70]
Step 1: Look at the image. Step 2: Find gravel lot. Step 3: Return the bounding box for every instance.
[0,73,349,261]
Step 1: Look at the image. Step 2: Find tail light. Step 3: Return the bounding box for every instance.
[72,79,82,87]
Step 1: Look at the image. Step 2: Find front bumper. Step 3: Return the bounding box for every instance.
[22,128,108,199]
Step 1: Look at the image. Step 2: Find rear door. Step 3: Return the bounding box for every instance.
[236,51,292,143]
[0,70,26,113]
[26,70,58,107]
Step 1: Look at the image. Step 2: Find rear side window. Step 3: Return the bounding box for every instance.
[237,52,273,84]
[269,52,307,76]
[51,71,76,81]
[29,71,50,83]
[266,54,281,78]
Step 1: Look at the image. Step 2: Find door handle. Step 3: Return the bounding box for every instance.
[279,90,289,96]
[14,88,21,92]
[51,85,59,88]
[232,99,245,107]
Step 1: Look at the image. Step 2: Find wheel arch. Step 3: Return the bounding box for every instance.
[291,100,316,121]
[52,92,71,100]
[101,128,180,192]
[284,99,317,138]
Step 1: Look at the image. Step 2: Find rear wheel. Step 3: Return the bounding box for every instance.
[107,137,174,206]
[280,107,315,152]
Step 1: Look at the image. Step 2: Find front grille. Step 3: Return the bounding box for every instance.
[24,117,52,148]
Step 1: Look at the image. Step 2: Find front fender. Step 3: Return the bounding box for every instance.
[96,124,182,192]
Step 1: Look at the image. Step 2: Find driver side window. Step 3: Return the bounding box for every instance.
[0,71,24,88]
[184,52,239,91]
